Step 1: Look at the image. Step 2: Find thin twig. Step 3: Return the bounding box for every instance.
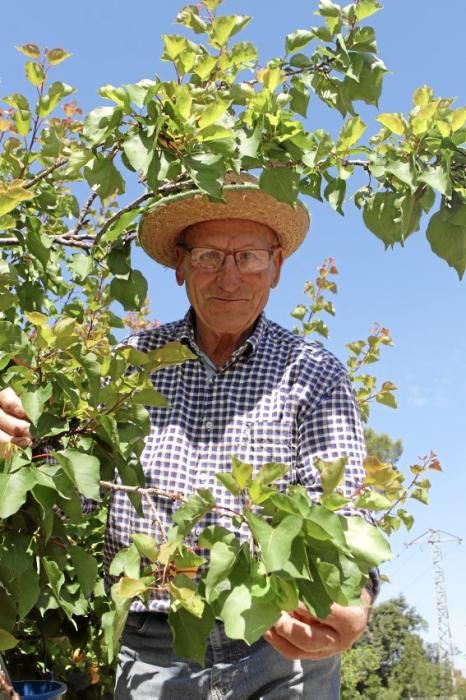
[68,192,98,238]
[96,192,154,238]
[24,158,69,189]
[144,493,167,542]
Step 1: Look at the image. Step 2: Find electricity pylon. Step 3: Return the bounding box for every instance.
[407,529,462,696]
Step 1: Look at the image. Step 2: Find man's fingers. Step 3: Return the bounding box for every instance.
[0,408,32,439]
[263,627,336,661]
[268,614,338,654]
[0,388,29,421]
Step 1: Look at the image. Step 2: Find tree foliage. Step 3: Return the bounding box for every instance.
[363,428,403,466]
[0,0,457,693]
[341,596,460,699]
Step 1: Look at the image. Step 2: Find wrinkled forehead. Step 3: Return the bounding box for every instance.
[179,218,279,248]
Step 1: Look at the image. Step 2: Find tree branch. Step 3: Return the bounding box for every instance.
[68,192,98,238]
[99,480,243,520]
[24,157,69,189]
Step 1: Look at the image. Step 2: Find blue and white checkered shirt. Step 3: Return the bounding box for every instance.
[104,310,366,613]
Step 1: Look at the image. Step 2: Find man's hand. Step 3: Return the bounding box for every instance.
[263,590,371,660]
[0,388,32,447]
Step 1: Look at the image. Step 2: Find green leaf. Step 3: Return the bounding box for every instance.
[197,100,231,129]
[27,229,52,270]
[204,540,240,598]
[133,387,169,408]
[385,160,415,190]
[209,16,252,48]
[0,214,16,230]
[426,198,466,279]
[169,604,215,667]
[112,576,148,599]
[37,81,75,118]
[255,462,288,485]
[231,455,253,489]
[245,511,302,572]
[343,515,392,568]
[354,491,393,511]
[272,575,299,612]
[0,588,16,633]
[110,270,148,311]
[25,61,45,86]
[298,571,333,619]
[15,43,41,59]
[290,81,310,117]
[219,583,281,645]
[397,508,414,531]
[317,0,341,17]
[260,168,300,205]
[55,449,101,500]
[84,155,125,199]
[324,178,346,214]
[305,506,349,552]
[68,252,93,282]
[314,457,347,494]
[100,209,139,243]
[0,181,35,216]
[362,192,422,247]
[46,48,72,65]
[172,490,216,538]
[215,472,241,495]
[376,112,406,135]
[21,384,53,426]
[123,133,152,172]
[109,543,141,579]
[0,629,18,651]
[82,105,121,145]
[131,533,159,563]
[320,493,349,510]
[354,0,383,21]
[418,165,451,197]
[42,558,75,620]
[170,575,204,617]
[0,469,37,519]
[338,116,366,150]
[185,153,225,200]
[376,391,397,409]
[69,545,99,597]
[286,29,314,53]
[162,35,189,61]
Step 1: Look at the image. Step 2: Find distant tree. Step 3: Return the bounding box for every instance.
[341,596,453,699]
[364,428,403,465]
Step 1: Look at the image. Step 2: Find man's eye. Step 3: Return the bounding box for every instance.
[237,251,257,263]
[197,249,222,265]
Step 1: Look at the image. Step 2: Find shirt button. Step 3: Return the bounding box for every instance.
[205,420,213,431]
[198,472,208,483]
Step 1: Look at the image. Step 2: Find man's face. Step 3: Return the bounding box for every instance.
[174,219,284,339]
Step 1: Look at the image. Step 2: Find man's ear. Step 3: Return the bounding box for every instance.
[174,246,186,287]
[270,248,284,289]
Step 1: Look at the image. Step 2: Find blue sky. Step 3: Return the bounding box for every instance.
[1,0,465,673]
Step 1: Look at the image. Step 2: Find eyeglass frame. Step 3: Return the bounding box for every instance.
[176,242,281,273]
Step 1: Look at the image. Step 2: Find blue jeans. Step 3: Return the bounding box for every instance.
[115,613,340,699]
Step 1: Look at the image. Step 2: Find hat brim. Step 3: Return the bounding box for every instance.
[138,183,311,268]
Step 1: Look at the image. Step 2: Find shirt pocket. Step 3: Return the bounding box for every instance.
[235,420,296,489]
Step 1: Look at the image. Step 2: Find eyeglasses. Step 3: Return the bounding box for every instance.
[177,244,280,273]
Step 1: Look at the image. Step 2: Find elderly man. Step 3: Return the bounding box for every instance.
[0,176,375,698]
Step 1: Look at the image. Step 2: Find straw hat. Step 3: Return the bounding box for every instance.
[138,172,311,268]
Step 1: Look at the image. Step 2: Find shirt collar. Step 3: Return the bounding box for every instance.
[176,308,267,366]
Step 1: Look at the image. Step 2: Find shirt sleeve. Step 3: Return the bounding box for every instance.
[296,370,367,510]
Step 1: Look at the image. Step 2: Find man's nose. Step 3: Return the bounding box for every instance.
[216,253,241,289]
